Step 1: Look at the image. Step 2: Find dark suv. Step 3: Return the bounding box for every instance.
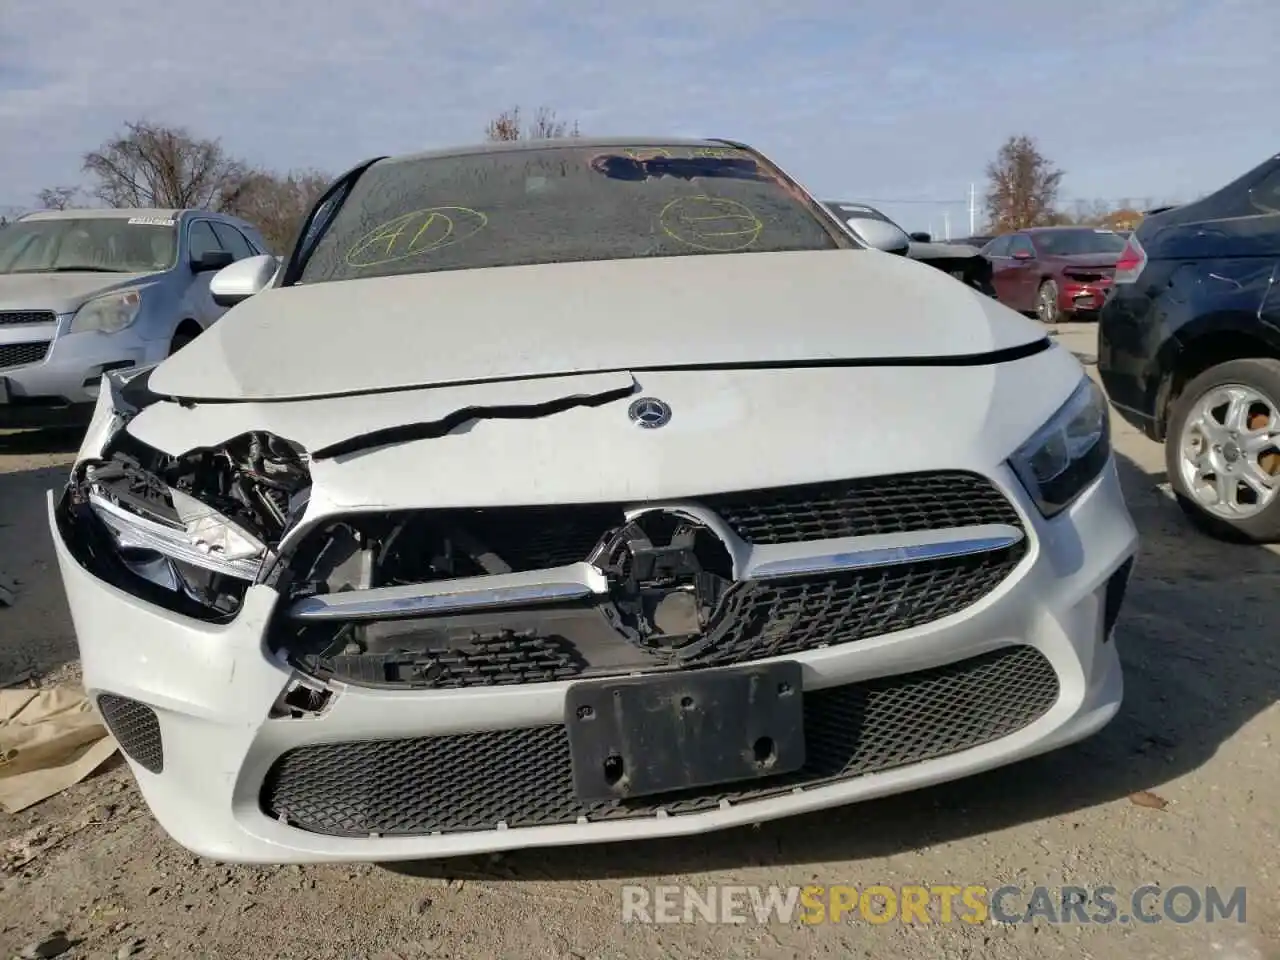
[1097,152,1280,541]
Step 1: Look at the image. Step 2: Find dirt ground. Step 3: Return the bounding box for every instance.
[1,323,1277,960]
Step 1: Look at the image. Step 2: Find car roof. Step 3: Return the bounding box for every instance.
[19,207,187,222]
[19,207,264,234]
[373,136,747,167]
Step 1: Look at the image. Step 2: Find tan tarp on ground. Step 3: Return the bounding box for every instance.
[0,688,118,813]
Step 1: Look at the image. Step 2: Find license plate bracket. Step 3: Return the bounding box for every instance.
[565,661,804,802]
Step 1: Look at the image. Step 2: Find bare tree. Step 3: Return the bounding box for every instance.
[223,168,332,252]
[984,135,1065,232]
[82,120,248,210]
[36,186,80,211]
[485,105,580,142]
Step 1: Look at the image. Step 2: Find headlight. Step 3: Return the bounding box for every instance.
[88,489,266,581]
[1009,376,1111,517]
[70,289,144,334]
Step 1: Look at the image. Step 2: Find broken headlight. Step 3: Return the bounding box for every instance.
[1009,375,1111,518]
[69,432,311,617]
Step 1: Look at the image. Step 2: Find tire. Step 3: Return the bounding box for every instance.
[1164,357,1280,543]
[169,325,200,355]
[1035,279,1060,324]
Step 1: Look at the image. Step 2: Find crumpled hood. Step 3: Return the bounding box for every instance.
[0,271,156,315]
[148,248,1046,402]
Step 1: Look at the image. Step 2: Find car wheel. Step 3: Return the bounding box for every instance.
[169,326,200,355]
[1165,358,1280,542]
[1035,280,1060,324]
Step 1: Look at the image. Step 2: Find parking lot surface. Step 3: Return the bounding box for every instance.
[1,324,1277,960]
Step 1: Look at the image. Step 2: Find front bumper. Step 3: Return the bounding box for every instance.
[0,322,162,421]
[52,459,1137,864]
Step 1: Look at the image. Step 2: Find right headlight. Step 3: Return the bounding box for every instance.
[1009,376,1111,518]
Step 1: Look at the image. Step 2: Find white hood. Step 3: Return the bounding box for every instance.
[146,249,1045,402]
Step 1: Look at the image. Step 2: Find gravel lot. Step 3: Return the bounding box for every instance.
[1,323,1277,960]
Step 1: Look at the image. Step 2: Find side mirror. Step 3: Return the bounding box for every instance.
[844,217,911,256]
[210,253,277,307]
[909,232,932,243]
[1012,250,1034,261]
[191,249,235,273]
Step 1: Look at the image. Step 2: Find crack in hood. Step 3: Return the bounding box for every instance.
[146,249,1046,402]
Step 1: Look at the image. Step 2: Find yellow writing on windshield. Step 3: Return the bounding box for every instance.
[345,207,488,267]
[660,196,763,252]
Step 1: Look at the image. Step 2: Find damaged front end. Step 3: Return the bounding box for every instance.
[58,369,1027,702]
[60,427,311,619]
[57,369,313,620]
[59,391,758,684]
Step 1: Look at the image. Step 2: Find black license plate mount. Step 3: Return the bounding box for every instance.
[565,661,804,802]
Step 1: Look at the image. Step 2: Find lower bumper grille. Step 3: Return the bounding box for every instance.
[0,341,51,370]
[97,693,164,774]
[261,645,1059,837]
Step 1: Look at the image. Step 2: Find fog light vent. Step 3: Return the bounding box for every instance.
[1102,558,1134,640]
[97,693,164,773]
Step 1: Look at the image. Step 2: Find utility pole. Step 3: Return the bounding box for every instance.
[968,183,977,236]
[943,211,951,241]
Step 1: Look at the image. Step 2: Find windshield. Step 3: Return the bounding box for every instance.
[0,217,178,274]
[298,144,845,283]
[1033,229,1128,257]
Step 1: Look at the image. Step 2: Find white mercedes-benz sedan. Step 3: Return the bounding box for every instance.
[49,138,1138,864]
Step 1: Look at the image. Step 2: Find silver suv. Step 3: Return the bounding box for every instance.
[0,208,270,427]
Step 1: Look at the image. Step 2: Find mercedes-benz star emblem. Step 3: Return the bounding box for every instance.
[627,397,672,429]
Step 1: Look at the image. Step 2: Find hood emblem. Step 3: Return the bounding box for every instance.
[628,397,672,429]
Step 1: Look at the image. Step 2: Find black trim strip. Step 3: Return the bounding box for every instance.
[311,381,638,460]
[161,338,1052,408]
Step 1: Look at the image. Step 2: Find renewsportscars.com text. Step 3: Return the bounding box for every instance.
[620,884,1247,926]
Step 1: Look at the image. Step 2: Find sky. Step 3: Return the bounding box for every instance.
[1,0,1276,235]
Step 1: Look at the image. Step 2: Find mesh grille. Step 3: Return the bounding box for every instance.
[0,310,57,327]
[677,546,1024,669]
[0,341,51,370]
[299,472,1021,573]
[261,645,1059,836]
[97,694,164,774]
[702,471,1023,544]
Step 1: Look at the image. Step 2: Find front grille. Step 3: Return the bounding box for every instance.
[297,472,1022,574]
[0,310,57,327]
[676,546,1024,669]
[296,545,1027,689]
[261,645,1059,836]
[0,341,51,370]
[97,694,164,774]
[702,471,1022,544]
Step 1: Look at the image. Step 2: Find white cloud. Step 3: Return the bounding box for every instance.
[1,0,1276,229]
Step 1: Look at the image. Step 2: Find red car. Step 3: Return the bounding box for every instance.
[981,226,1129,323]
